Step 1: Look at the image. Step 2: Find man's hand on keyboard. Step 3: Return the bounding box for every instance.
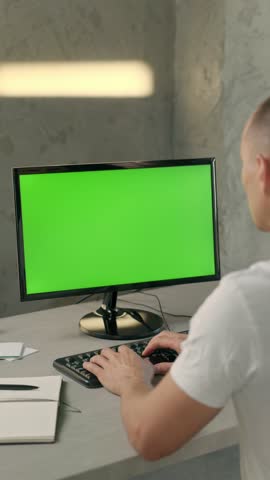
[142,331,188,375]
[83,345,154,396]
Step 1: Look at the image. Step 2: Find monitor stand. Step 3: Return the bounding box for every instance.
[79,291,164,340]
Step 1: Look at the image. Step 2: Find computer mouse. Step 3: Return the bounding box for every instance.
[147,348,178,365]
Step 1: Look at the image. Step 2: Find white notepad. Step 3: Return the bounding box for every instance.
[0,376,62,443]
[0,343,24,358]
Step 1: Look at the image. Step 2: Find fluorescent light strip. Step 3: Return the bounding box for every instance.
[0,61,154,97]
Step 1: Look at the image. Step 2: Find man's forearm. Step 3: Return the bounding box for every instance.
[120,379,152,452]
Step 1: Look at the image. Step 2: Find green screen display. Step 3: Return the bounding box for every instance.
[18,164,216,295]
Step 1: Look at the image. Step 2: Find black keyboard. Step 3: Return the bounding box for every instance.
[53,330,189,388]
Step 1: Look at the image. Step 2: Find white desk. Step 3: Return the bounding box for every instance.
[0,297,238,480]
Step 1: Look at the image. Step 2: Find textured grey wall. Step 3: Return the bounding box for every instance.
[222,0,270,272]
[163,0,224,316]
[0,0,175,317]
[173,0,270,277]
[174,0,226,266]
[174,0,224,159]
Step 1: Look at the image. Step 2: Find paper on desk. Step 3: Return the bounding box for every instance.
[0,343,24,358]
[5,346,39,362]
[0,376,62,402]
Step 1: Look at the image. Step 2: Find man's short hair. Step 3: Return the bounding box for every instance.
[244,97,270,146]
[251,97,270,129]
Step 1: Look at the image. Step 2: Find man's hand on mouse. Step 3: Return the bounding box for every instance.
[142,331,188,374]
[83,345,154,396]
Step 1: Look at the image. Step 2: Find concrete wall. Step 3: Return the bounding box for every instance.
[174,0,224,161]
[170,0,270,295]
[0,0,175,317]
[222,0,270,272]
[173,0,224,263]
[161,0,224,317]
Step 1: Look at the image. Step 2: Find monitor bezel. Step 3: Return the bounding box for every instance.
[13,158,220,301]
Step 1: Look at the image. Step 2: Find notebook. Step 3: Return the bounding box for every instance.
[0,376,62,443]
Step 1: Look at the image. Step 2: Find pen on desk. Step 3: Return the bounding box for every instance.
[0,384,39,390]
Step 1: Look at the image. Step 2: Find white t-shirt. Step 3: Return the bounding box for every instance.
[170,261,270,480]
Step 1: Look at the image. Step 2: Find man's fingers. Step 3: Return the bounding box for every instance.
[154,330,171,338]
[154,362,172,375]
[100,348,117,359]
[89,354,109,368]
[83,360,103,377]
[142,336,175,356]
[177,333,189,343]
[118,345,130,353]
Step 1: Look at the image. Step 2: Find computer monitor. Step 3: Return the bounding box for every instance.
[13,159,220,340]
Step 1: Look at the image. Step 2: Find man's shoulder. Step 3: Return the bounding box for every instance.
[222,260,270,293]
[191,260,270,334]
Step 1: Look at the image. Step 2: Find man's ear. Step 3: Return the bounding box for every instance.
[256,154,270,195]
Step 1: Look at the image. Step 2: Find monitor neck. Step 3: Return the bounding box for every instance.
[79,289,164,340]
[99,291,118,336]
